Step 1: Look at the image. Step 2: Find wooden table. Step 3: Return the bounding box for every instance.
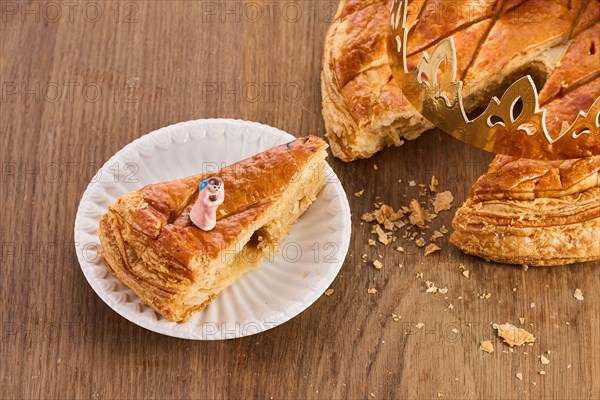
[1,1,598,398]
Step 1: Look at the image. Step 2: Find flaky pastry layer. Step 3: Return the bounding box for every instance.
[451,156,600,266]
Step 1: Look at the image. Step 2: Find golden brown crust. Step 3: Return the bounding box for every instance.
[470,155,600,200]
[99,136,328,321]
[539,22,600,105]
[465,0,581,85]
[322,0,500,161]
[321,0,434,162]
[323,0,598,161]
[451,156,600,266]
[542,75,600,147]
[572,0,600,36]
[407,18,494,81]
[406,0,500,55]
[485,76,600,161]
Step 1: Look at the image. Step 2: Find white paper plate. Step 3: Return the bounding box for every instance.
[74,119,351,340]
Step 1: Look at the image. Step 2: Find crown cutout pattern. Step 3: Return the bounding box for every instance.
[388,0,599,160]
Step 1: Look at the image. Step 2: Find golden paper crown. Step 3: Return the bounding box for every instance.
[388,0,599,160]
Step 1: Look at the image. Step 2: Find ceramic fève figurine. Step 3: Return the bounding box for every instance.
[190,177,224,231]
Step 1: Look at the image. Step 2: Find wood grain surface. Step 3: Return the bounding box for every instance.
[1,1,598,399]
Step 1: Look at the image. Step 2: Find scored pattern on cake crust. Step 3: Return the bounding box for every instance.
[322,0,600,161]
[389,0,599,160]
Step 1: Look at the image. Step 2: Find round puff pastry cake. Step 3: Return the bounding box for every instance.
[322,0,599,161]
[451,156,599,266]
[99,137,328,322]
[322,0,599,266]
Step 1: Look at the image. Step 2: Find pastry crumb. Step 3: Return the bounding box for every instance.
[480,340,494,353]
[429,175,439,192]
[432,191,454,213]
[375,225,392,245]
[415,322,425,329]
[573,288,584,301]
[324,289,334,296]
[373,260,383,270]
[540,354,550,365]
[497,323,536,347]
[462,270,470,279]
[516,372,523,381]
[424,243,441,256]
[539,370,546,375]
[430,230,444,241]
[368,239,376,246]
[425,281,438,293]
[395,246,404,252]
[361,204,404,225]
[438,287,448,294]
[409,180,416,187]
[367,288,377,294]
[373,164,378,171]
[409,199,426,228]
[354,189,365,197]
[415,237,426,247]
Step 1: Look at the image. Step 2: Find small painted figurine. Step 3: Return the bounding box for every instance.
[190,177,225,231]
